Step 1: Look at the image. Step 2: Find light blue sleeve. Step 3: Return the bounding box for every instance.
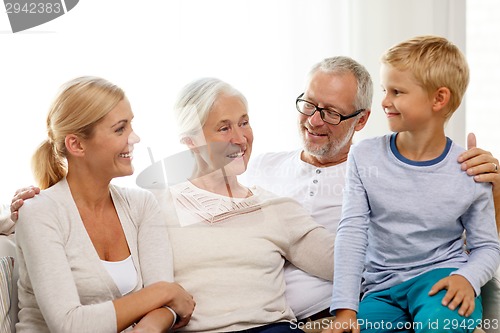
[331,146,370,313]
[452,182,500,295]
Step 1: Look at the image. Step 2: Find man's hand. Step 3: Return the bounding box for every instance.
[458,132,500,232]
[458,133,499,184]
[10,186,40,222]
[428,274,476,317]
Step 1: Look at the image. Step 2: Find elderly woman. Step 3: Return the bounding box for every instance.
[149,77,334,333]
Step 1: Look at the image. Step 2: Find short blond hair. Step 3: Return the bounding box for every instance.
[381,35,469,115]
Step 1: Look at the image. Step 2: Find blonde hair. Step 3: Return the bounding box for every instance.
[32,76,125,189]
[381,35,469,115]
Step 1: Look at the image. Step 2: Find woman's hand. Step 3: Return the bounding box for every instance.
[162,282,196,329]
[10,185,40,221]
[130,307,176,333]
[114,281,194,331]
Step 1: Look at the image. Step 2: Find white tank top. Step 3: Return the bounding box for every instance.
[101,255,138,295]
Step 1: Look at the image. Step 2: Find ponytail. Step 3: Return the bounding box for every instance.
[31,139,67,190]
[31,76,124,190]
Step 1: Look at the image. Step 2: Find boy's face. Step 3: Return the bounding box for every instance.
[380,64,435,133]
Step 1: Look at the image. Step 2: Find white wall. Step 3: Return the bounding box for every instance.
[0,0,470,204]
[0,0,348,203]
[346,0,466,146]
[466,0,500,160]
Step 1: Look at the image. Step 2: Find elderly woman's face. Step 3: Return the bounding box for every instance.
[195,93,253,176]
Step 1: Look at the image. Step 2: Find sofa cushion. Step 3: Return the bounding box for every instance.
[481,266,500,333]
[0,256,14,333]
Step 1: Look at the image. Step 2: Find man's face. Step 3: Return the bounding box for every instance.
[298,70,366,166]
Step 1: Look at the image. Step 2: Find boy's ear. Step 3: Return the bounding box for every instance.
[432,87,451,112]
[65,134,85,157]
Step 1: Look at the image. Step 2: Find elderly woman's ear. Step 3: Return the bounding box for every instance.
[181,137,199,153]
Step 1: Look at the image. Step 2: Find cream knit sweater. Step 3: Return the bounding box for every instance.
[155,182,334,332]
[15,178,173,333]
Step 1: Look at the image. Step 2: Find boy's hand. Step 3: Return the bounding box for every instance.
[428,274,476,317]
[324,309,359,333]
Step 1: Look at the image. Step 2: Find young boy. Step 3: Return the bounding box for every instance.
[327,36,500,333]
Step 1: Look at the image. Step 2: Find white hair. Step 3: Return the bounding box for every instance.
[174,77,248,141]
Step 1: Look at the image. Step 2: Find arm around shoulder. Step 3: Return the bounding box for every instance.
[493,179,500,235]
[0,204,15,235]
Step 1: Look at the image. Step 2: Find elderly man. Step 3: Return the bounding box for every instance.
[243,56,500,333]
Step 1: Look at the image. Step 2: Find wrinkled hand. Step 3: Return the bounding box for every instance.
[165,282,196,329]
[428,274,475,317]
[10,186,40,222]
[458,133,499,185]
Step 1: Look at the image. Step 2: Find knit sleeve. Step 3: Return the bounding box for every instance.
[0,204,15,236]
[276,197,335,281]
[452,182,500,295]
[133,189,174,284]
[331,146,370,313]
[16,195,116,333]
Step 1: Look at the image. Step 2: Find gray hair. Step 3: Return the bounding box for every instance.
[174,77,248,141]
[309,56,373,111]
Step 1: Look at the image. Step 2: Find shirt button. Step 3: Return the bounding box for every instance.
[313,179,318,184]
[309,192,314,196]
[316,169,321,174]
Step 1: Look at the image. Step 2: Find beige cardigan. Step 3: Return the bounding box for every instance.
[155,182,334,333]
[0,204,15,236]
[15,178,173,333]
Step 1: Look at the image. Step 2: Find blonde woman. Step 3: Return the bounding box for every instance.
[15,77,195,333]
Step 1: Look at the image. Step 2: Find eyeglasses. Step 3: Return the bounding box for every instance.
[295,93,365,125]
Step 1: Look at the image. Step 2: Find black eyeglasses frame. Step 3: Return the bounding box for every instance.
[295,93,365,125]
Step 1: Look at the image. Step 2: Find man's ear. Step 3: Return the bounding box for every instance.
[65,134,85,157]
[354,110,371,132]
[432,87,451,112]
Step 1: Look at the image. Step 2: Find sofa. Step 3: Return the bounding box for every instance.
[0,235,18,333]
[0,233,497,333]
